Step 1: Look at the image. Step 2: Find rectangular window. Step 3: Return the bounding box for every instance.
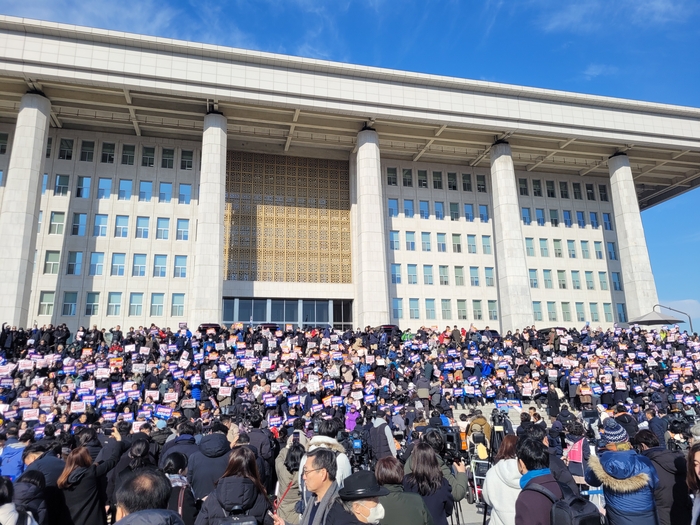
[563,210,572,227]
[442,299,452,320]
[409,298,420,319]
[539,238,549,257]
[612,272,623,291]
[599,272,609,290]
[153,254,167,277]
[488,300,498,320]
[391,264,401,284]
[435,202,444,220]
[439,265,449,286]
[171,294,185,317]
[71,213,86,236]
[38,291,55,316]
[45,138,52,159]
[150,293,165,316]
[476,175,487,193]
[603,213,613,231]
[162,148,174,169]
[561,302,572,322]
[547,301,557,321]
[616,303,628,323]
[467,234,476,254]
[67,251,82,275]
[388,198,398,217]
[433,171,443,189]
[101,143,115,163]
[121,145,135,165]
[392,298,403,319]
[89,252,104,276]
[80,141,94,162]
[389,231,400,250]
[142,146,155,167]
[550,209,559,227]
[464,204,474,222]
[455,266,465,286]
[522,207,532,225]
[174,255,187,278]
[482,235,492,254]
[425,299,436,320]
[532,180,542,197]
[407,264,418,284]
[132,254,146,277]
[470,266,480,286]
[607,242,617,260]
[156,218,170,240]
[139,181,153,202]
[553,239,563,258]
[603,303,613,323]
[43,250,60,274]
[404,199,414,218]
[580,240,590,259]
[423,265,434,285]
[54,175,69,196]
[462,173,472,191]
[543,269,553,289]
[576,211,586,228]
[135,216,149,239]
[97,178,111,199]
[93,214,107,237]
[546,180,556,198]
[573,183,582,200]
[536,208,545,226]
[178,184,192,204]
[529,268,538,288]
[485,267,495,287]
[419,200,430,219]
[473,300,483,320]
[447,173,458,191]
[403,169,413,187]
[49,211,65,235]
[567,239,576,258]
[586,183,596,201]
[405,231,415,251]
[525,238,535,257]
[110,253,125,276]
[585,271,595,290]
[0,133,7,154]
[107,292,122,316]
[590,302,600,322]
[62,292,78,316]
[519,178,529,196]
[159,182,173,203]
[114,215,128,237]
[575,302,585,322]
[590,212,599,229]
[599,184,609,202]
[417,170,428,188]
[572,270,581,290]
[595,241,603,260]
[453,233,463,253]
[557,270,567,289]
[176,219,189,241]
[532,301,543,322]
[449,202,459,221]
[58,139,73,160]
[559,182,569,199]
[118,179,132,200]
[479,204,489,222]
[457,300,467,320]
[421,232,431,252]
[181,151,193,170]
[387,167,397,186]
[129,293,144,316]
[42,173,48,195]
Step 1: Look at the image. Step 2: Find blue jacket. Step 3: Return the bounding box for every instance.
[0,438,26,481]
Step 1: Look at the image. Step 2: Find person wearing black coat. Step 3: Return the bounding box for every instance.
[24,445,67,525]
[14,470,48,525]
[187,431,232,500]
[159,423,201,468]
[161,452,198,525]
[646,411,669,450]
[546,386,561,420]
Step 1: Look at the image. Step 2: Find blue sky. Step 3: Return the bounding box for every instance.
[5,0,700,330]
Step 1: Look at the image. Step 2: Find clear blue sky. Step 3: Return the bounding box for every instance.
[5,0,700,330]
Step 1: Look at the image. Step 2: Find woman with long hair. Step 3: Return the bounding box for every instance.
[375,456,433,525]
[107,438,156,509]
[196,446,273,525]
[13,469,47,525]
[57,429,122,525]
[402,442,453,525]
[161,452,198,525]
[274,442,304,525]
[482,435,521,525]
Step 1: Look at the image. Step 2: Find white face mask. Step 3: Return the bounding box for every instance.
[360,503,385,524]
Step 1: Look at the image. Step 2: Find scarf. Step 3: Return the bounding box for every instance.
[519,468,551,489]
[302,481,339,525]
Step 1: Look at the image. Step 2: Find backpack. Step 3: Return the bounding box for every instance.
[219,504,258,525]
[524,481,602,525]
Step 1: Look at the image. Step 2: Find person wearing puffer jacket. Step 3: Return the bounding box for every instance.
[482,436,520,525]
[0,476,39,525]
[297,419,351,488]
[187,426,232,500]
[585,418,659,525]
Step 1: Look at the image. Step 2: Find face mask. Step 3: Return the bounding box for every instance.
[361,503,385,524]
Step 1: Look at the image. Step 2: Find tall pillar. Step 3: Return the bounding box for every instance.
[490,141,534,331]
[191,112,227,328]
[350,129,390,328]
[0,93,51,326]
[608,153,659,319]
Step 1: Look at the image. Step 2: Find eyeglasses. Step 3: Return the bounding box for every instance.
[302,467,324,477]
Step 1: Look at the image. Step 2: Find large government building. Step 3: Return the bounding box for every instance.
[0,16,699,333]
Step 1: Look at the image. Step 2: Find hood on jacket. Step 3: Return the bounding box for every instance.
[67,466,89,485]
[642,447,685,475]
[13,480,43,504]
[307,435,346,454]
[215,476,259,513]
[114,508,185,525]
[174,435,196,445]
[588,453,651,493]
[492,458,522,489]
[199,433,231,458]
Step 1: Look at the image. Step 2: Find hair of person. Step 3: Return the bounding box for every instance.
[0,477,13,506]
[22,443,48,463]
[520,412,531,423]
[78,427,97,446]
[375,456,404,485]
[494,435,518,464]
[306,448,337,482]
[292,418,306,431]
[284,442,305,474]
[561,405,568,411]
[236,432,250,445]
[405,442,443,496]
[248,412,263,429]
[115,470,172,514]
[670,419,690,436]
[317,418,341,439]
[6,426,18,438]
[161,452,188,475]
[421,428,445,454]
[687,443,700,494]
[117,421,132,434]
[567,420,585,436]
[210,421,228,434]
[128,439,153,471]
[526,425,546,443]
[20,429,34,443]
[16,469,46,489]
[177,421,196,436]
[516,436,549,471]
[140,423,152,433]
[218,445,267,497]
[633,430,660,449]
[57,447,93,489]
[645,408,656,418]
[615,404,628,414]
[43,423,56,438]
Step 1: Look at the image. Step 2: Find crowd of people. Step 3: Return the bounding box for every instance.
[0,320,698,525]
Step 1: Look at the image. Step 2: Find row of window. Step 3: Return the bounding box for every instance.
[528,269,623,291]
[45,138,195,170]
[388,232,492,254]
[390,264,495,287]
[41,250,188,278]
[386,169,488,193]
[524,238,617,261]
[519,178,609,202]
[522,207,613,230]
[532,301,627,324]
[44,174,192,204]
[38,291,186,317]
[388,199,489,222]
[40,212,189,241]
[391,298,498,321]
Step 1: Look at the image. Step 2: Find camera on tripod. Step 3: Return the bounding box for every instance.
[443,426,469,465]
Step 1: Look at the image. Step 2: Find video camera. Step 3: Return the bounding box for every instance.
[443,426,469,466]
[343,429,371,472]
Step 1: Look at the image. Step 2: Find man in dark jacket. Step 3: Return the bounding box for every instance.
[646,409,669,450]
[114,470,184,525]
[614,405,640,440]
[515,436,563,525]
[158,422,200,468]
[634,430,692,525]
[24,443,68,525]
[187,425,232,499]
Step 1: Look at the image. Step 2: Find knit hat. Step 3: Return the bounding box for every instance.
[601,418,628,445]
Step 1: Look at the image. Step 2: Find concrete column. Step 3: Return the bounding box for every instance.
[190,112,227,327]
[608,153,659,319]
[0,93,51,327]
[350,129,390,328]
[489,141,534,331]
